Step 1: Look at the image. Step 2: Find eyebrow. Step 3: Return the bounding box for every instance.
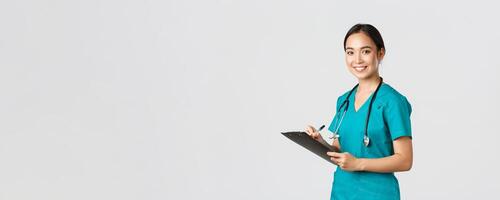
[345,46,373,50]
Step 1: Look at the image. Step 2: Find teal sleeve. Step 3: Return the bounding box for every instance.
[383,96,412,140]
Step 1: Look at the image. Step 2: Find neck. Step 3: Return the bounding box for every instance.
[358,75,381,93]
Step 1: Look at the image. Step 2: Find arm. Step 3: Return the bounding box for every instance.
[330,138,341,153]
[328,136,413,172]
[357,136,413,172]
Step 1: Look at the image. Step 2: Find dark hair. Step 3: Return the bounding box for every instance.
[343,24,385,53]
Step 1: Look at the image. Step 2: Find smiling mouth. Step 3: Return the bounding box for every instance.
[353,66,367,72]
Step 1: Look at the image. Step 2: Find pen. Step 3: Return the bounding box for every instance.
[318,125,325,132]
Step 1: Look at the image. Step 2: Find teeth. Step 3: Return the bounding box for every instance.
[354,66,366,72]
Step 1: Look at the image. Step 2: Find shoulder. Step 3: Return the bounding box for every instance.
[335,89,353,110]
[377,83,412,111]
[379,83,409,100]
[337,89,352,102]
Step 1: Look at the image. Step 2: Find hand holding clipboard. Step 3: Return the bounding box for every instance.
[282,125,340,165]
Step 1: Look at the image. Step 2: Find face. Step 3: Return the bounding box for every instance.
[344,32,384,80]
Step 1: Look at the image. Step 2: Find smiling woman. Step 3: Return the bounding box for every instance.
[305,24,413,200]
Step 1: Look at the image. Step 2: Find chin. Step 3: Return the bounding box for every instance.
[350,71,370,80]
[357,74,372,80]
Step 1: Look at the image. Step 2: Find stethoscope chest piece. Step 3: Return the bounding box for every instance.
[363,135,370,147]
[329,133,340,141]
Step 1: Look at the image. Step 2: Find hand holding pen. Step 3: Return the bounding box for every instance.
[305,124,325,142]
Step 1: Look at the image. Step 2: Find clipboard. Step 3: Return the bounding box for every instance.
[281,131,338,164]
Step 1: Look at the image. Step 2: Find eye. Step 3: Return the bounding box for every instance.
[346,51,354,55]
[362,49,371,55]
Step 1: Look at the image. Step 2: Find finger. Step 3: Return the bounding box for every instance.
[307,125,316,132]
[341,152,352,160]
[332,159,342,167]
[331,157,344,166]
[330,157,339,165]
[327,152,342,158]
[332,157,343,165]
[305,128,311,136]
[305,126,314,135]
[308,130,319,139]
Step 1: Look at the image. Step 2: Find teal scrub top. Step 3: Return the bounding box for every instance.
[328,83,412,200]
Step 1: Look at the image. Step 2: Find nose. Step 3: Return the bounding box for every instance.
[355,52,363,64]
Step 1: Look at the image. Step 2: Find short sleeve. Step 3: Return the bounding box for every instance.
[383,95,412,140]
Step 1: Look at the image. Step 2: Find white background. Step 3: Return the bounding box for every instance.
[1,0,499,199]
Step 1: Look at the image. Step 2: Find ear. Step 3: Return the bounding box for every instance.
[378,48,385,63]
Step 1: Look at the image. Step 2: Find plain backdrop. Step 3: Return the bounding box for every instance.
[1,0,499,199]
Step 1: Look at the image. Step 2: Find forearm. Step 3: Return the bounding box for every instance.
[357,153,412,173]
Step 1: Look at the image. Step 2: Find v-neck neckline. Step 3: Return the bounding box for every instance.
[352,87,374,113]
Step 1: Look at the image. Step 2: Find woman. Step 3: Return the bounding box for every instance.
[305,24,413,200]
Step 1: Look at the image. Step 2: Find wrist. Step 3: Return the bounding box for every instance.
[356,158,366,171]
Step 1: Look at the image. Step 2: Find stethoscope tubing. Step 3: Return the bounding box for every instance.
[330,77,384,147]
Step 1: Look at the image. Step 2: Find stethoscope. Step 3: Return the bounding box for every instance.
[329,77,383,147]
